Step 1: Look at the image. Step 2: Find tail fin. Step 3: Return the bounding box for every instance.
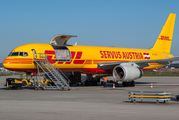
[151,13,176,53]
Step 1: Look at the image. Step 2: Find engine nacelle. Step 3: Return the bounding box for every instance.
[113,63,143,82]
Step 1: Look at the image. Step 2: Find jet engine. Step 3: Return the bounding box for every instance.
[113,63,143,82]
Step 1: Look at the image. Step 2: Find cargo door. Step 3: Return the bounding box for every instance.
[49,35,77,62]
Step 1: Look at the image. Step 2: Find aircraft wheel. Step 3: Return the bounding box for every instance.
[122,82,125,87]
[122,82,128,87]
[22,81,27,86]
[131,81,135,87]
[123,82,135,87]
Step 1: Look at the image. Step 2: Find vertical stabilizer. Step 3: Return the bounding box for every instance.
[151,13,176,53]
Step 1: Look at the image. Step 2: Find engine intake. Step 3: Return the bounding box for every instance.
[113,64,143,82]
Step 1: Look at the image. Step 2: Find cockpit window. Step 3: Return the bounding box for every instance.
[8,52,29,57]
[19,52,23,56]
[24,52,28,56]
[11,52,19,56]
[8,52,12,56]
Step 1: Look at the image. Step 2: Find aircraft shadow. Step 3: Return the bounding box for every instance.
[135,82,157,84]
[0,86,32,90]
[124,101,170,104]
[171,96,179,102]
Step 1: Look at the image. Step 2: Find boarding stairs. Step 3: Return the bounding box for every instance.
[33,53,70,90]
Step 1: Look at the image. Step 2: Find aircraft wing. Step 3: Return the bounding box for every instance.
[97,56,179,70]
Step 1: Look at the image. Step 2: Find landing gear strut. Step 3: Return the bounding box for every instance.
[85,74,98,86]
[122,81,135,87]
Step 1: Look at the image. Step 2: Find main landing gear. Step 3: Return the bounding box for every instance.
[122,81,135,87]
[85,74,99,86]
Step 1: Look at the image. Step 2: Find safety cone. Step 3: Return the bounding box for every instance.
[113,83,115,89]
[151,83,153,88]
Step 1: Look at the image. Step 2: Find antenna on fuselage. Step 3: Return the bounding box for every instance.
[75,42,77,45]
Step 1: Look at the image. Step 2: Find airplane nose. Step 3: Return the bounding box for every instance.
[3,58,10,69]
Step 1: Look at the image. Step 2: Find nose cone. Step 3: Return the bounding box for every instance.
[3,57,15,71]
[3,58,10,69]
[3,57,18,71]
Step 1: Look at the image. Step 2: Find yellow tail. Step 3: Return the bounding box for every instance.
[151,13,176,53]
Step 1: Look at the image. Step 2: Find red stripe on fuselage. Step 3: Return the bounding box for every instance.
[57,62,64,64]
[45,50,55,54]
[75,52,82,59]
[73,60,85,64]
[65,61,72,64]
[71,51,76,59]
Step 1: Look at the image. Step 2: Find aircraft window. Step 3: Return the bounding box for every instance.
[8,52,12,56]
[24,52,28,56]
[19,52,23,56]
[11,52,19,56]
[9,52,28,57]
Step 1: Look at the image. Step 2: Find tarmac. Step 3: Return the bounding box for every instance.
[0,75,179,120]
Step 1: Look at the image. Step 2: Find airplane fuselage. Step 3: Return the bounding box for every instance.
[3,43,173,74]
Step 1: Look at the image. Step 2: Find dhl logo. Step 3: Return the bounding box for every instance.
[44,50,85,64]
[158,36,171,41]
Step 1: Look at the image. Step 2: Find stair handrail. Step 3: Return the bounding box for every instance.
[46,62,69,87]
[33,53,71,85]
[46,56,71,84]
[35,61,63,89]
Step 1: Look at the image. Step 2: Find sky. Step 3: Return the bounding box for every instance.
[0,0,179,62]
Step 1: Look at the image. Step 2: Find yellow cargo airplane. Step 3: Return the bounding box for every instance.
[3,13,178,86]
